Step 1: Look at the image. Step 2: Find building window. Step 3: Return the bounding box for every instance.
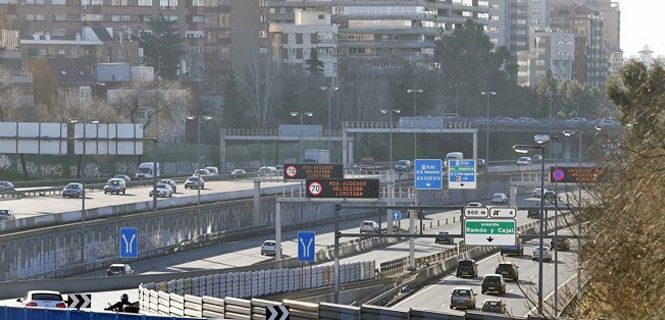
[79,86,91,101]
[295,33,303,44]
[318,14,324,20]
[52,0,66,5]
[111,0,128,5]
[138,0,152,6]
[25,0,44,4]
[281,34,288,44]
[53,13,66,21]
[160,0,177,7]
[310,33,317,44]
[192,15,204,23]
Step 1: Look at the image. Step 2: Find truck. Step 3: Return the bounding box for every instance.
[304,149,330,164]
[135,162,160,180]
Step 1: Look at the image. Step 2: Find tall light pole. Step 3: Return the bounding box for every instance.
[69,118,99,264]
[513,141,547,316]
[455,84,462,115]
[320,85,338,156]
[187,114,213,216]
[379,108,401,164]
[290,112,314,163]
[563,128,584,301]
[406,89,423,160]
[481,91,496,161]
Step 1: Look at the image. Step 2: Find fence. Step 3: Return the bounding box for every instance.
[0,306,201,320]
[139,261,375,317]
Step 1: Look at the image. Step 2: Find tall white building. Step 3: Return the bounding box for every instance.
[517,30,575,87]
[269,9,338,78]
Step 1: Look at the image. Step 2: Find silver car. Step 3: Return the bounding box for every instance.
[184,176,205,189]
[260,240,280,256]
[149,183,173,198]
[491,193,509,204]
[0,209,14,220]
[532,246,553,262]
[0,180,14,193]
[450,287,477,310]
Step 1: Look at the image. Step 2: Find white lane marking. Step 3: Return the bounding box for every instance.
[525,273,578,317]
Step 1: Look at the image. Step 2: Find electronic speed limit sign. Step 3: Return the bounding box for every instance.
[307,181,323,197]
[284,165,298,179]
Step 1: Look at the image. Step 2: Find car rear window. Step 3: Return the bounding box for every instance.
[264,241,275,246]
[496,264,512,272]
[458,260,473,268]
[31,293,62,301]
[453,290,470,296]
[109,266,124,272]
[484,276,502,283]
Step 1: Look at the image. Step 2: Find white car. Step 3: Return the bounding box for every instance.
[193,168,210,176]
[466,202,484,208]
[231,169,246,178]
[491,193,508,204]
[260,240,280,256]
[359,220,380,233]
[149,183,173,198]
[205,166,219,175]
[17,290,66,308]
[0,209,15,220]
[533,188,556,199]
[257,166,278,177]
[0,180,15,192]
[516,156,532,166]
[532,246,553,262]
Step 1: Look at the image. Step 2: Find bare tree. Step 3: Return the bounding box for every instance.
[109,80,191,143]
[338,70,388,123]
[0,66,22,121]
[36,98,118,123]
[235,47,280,128]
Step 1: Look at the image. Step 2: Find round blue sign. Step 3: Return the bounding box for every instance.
[552,168,565,182]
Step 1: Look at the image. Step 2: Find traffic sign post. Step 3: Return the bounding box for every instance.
[266,305,290,320]
[392,210,402,221]
[414,159,443,190]
[488,207,517,218]
[448,159,477,189]
[297,231,315,263]
[119,227,138,258]
[67,294,91,309]
[464,219,516,246]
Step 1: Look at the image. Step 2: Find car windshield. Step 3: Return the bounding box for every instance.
[493,193,503,197]
[360,159,373,164]
[264,241,275,246]
[66,184,80,189]
[108,266,124,272]
[397,160,409,165]
[453,290,471,296]
[108,180,120,185]
[138,167,151,173]
[0,210,10,216]
[361,222,374,226]
[157,184,168,189]
[115,175,126,179]
[188,177,200,181]
[519,157,530,161]
[31,293,62,301]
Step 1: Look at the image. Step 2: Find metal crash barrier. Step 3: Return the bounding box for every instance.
[0,306,202,320]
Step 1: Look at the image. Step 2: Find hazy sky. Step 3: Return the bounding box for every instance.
[620,0,663,58]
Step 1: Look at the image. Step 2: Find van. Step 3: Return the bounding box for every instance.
[444,152,464,168]
[205,166,219,175]
[136,162,160,180]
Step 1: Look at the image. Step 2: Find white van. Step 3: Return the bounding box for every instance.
[444,152,464,168]
[205,166,219,175]
[136,162,160,180]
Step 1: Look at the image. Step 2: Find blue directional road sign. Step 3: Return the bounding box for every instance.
[414,159,443,190]
[119,227,138,258]
[448,159,477,189]
[298,231,315,263]
[392,210,402,221]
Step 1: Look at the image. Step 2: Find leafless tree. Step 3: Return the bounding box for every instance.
[0,67,22,121]
[36,98,118,123]
[235,47,280,128]
[109,80,191,143]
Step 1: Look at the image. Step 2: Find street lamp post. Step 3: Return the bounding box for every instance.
[380,108,401,165]
[513,142,546,316]
[320,85,339,157]
[69,118,99,264]
[455,84,462,115]
[481,91,496,161]
[563,128,583,300]
[290,112,314,163]
[187,115,213,216]
[406,89,423,160]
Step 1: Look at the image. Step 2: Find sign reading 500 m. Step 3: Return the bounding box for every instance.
[306,179,380,199]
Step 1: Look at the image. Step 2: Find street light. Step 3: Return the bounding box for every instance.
[69,117,99,264]
[186,114,214,217]
[291,112,314,163]
[406,89,423,160]
[562,129,583,301]
[320,85,339,156]
[512,142,546,316]
[455,84,462,115]
[379,108,401,165]
[481,91,496,161]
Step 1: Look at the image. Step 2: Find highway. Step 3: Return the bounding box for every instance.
[0,178,293,219]
[392,228,579,317]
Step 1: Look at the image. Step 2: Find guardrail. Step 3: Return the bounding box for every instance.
[0,306,202,320]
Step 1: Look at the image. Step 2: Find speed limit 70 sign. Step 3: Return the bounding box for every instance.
[285,165,298,178]
[307,180,323,196]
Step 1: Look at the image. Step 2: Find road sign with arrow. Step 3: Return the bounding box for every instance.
[464,219,516,246]
[266,305,289,320]
[414,159,443,190]
[67,293,91,309]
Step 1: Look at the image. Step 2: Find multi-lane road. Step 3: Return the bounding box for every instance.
[0,178,293,219]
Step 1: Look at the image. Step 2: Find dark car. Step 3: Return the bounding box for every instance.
[550,238,571,251]
[106,264,134,276]
[103,178,126,195]
[500,239,523,256]
[159,179,177,194]
[481,299,507,314]
[456,259,478,278]
[481,274,506,295]
[394,160,411,172]
[62,182,84,198]
[495,262,519,282]
[528,208,547,219]
[435,231,454,245]
[359,157,375,170]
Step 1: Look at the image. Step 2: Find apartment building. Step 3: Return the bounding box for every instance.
[517,30,574,87]
[0,0,232,90]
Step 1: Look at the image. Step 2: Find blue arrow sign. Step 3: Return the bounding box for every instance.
[393,210,402,221]
[448,159,477,189]
[414,159,443,190]
[298,231,315,263]
[119,227,138,258]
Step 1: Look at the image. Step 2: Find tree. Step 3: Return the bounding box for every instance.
[36,98,117,123]
[305,48,324,74]
[235,48,280,128]
[109,80,191,143]
[0,67,21,121]
[140,15,184,80]
[574,60,665,318]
